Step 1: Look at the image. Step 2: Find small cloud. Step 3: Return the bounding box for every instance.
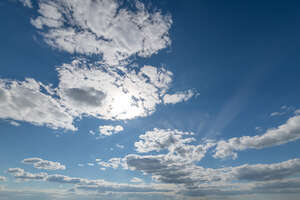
[116,144,124,149]
[99,168,106,171]
[9,121,20,127]
[295,109,300,115]
[22,157,66,170]
[99,125,124,136]
[78,164,84,167]
[19,0,32,8]
[255,126,262,131]
[163,90,196,104]
[89,130,95,135]
[87,163,94,166]
[95,158,101,162]
[270,112,285,117]
[130,177,143,183]
[0,176,6,182]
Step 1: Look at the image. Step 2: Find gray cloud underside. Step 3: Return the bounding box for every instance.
[6,168,172,194]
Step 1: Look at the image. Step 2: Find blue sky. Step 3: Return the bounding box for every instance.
[1,0,300,199]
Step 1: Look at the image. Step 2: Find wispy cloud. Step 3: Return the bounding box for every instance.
[214,114,300,159]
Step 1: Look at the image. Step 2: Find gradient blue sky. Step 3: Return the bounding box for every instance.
[1,0,300,200]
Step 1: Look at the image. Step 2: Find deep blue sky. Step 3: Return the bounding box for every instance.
[0,1,300,200]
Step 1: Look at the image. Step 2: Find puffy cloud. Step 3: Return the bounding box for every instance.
[22,157,66,170]
[56,60,179,120]
[0,79,76,131]
[135,128,195,153]
[214,115,300,159]
[0,61,193,130]
[163,90,195,104]
[28,0,172,65]
[0,176,6,182]
[134,128,214,163]
[295,109,300,115]
[99,125,123,136]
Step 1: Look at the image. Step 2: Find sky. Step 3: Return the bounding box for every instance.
[1,0,300,199]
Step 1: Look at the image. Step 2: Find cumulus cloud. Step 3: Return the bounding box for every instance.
[0,61,193,130]
[163,90,195,104]
[99,125,123,136]
[214,115,300,159]
[0,79,76,131]
[134,128,214,163]
[28,0,172,65]
[22,158,66,170]
[295,109,300,115]
[0,176,6,182]
[56,60,179,120]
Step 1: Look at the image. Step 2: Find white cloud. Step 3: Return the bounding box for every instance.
[56,60,178,120]
[28,0,172,65]
[163,90,195,104]
[270,111,285,117]
[135,128,214,163]
[214,115,300,159]
[295,109,300,115]
[19,0,32,8]
[87,163,94,167]
[98,158,123,169]
[99,125,123,136]
[130,177,143,183]
[0,79,76,131]
[0,176,6,182]
[116,144,125,149]
[22,157,66,170]
[7,168,170,195]
[0,61,193,130]
[9,121,20,127]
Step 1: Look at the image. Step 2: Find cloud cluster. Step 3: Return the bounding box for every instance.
[22,157,66,170]
[214,115,300,159]
[0,61,194,130]
[29,0,172,65]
